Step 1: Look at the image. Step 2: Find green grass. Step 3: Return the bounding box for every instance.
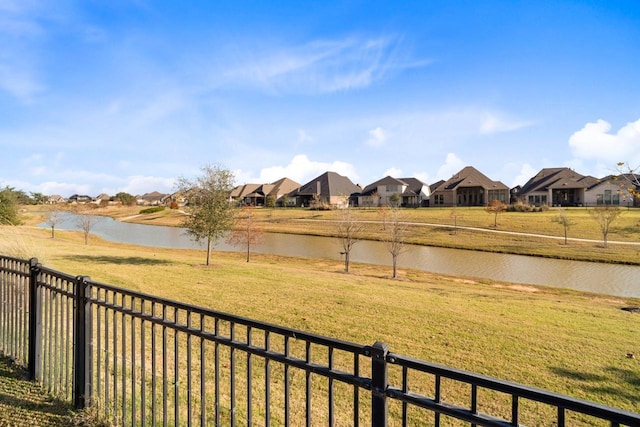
[27,204,640,265]
[1,224,639,423]
[0,355,75,426]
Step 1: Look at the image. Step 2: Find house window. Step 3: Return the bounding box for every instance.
[528,195,547,206]
[488,190,506,203]
[386,185,399,192]
[604,190,612,205]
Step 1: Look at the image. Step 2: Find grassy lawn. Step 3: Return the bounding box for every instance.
[0,355,75,426]
[1,223,639,422]
[26,204,640,265]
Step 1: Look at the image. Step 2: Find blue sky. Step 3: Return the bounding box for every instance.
[1,1,639,197]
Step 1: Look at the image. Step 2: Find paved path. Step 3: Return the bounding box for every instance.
[295,218,640,246]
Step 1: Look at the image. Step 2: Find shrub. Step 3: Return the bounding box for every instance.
[140,206,165,214]
[507,202,545,212]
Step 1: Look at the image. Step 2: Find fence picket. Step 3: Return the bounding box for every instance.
[1,255,638,426]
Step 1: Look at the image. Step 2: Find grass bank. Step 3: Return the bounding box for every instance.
[25,205,640,265]
[1,224,639,419]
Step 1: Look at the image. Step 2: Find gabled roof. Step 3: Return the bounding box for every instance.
[359,176,428,197]
[587,174,638,191]
[398,177,428,196]
[230,183,261,198]
[240,178,301,198]
[139,191,167,202]
[268,177,300,196]
[360,176,408,196]
[429,180,445,193]
[292,171,361,197]
[432,166,508,192]
[519,168,595,193]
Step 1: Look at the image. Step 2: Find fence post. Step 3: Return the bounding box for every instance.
[370,341,389,427]
[73,275,93,409]
[28,258,41,381]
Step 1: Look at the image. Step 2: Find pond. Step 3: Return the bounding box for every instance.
[39,212,640,298]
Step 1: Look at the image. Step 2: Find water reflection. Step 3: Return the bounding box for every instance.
[39,212,640,298]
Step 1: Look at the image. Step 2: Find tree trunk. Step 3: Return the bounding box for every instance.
[206,237,212,265]
[344,252,350,273]
[392,254,398,279]
[246,241,250,262]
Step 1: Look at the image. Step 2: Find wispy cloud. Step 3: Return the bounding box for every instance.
[478,112,533,135]
[223,34,421,95]
[0,1,46,102]
[366,127,387,147]
[235,154,358,185]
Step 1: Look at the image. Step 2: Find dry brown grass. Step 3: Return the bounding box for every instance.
[1,224,639,422]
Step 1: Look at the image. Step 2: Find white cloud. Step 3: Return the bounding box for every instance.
[383,167,402,177]
[297,129,312,144]
[568,118,640,164]
[511,163,537,187]
[366,127,386,147]
[412,171,430,184]
[122,175,176,195]
[236,154,358,186]
[436,153,466,180]
[0,63,44,101]
[478,112,532,135]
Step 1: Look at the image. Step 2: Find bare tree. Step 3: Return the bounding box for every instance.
[552,208,575,245]
[615,162,640,187]
[45,211,62,238]
[450,206,462,235]
[589,206,622,248]
[177,164,236,266]
[485,199,507,227]
[380,207,409,279]
[227,206,263,262]
[615,162,640,204]
[76,214,98,245]
[336,206,364,273]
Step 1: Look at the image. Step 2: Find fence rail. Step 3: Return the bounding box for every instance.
[0,255,638,426]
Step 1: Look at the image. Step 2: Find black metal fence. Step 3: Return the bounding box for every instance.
[0,254,638,426]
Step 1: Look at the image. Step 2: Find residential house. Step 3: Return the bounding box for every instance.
[241,178,301,207]
[47,195,66,204]
[518,168,598,207]
[230,183,261,205]
[430,166,509,207]
[584,174,638,207]
[163,191,188,207]
[510,185,521,204]
[94,193,112,206]
[136,191,167,206]
[289,171,361,208]
[358,176,430,207]
[68,194,92,204]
